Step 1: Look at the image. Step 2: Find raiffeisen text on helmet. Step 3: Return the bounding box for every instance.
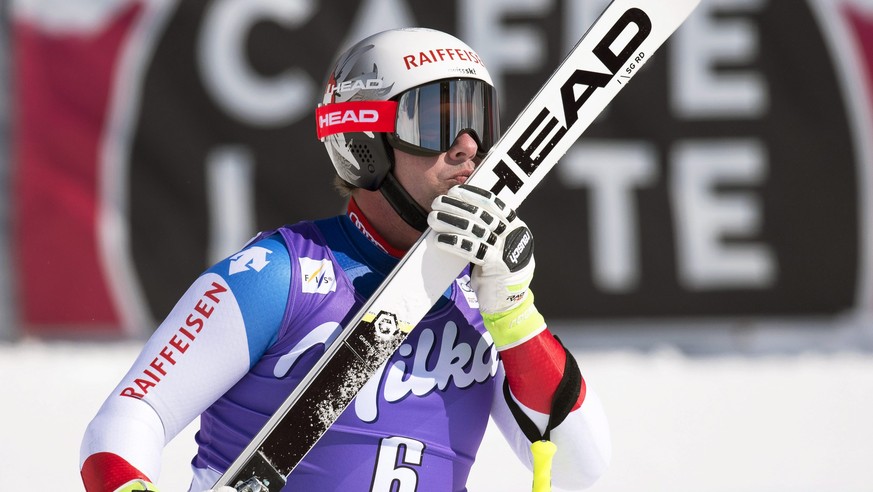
[402,47,486,70]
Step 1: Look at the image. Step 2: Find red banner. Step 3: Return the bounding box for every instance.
[13,3,144,335]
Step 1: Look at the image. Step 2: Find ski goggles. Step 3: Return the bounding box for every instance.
[389,79,500,157]
[315,79,499,156]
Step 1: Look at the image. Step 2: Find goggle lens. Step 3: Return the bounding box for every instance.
[391,79,499,156]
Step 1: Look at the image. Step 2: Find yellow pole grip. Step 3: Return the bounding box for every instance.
[530,440,558,492]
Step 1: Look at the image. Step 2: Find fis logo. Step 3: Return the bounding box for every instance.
[299,257,337,294]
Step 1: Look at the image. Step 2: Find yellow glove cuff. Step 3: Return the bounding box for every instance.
[481,291,546,349]
[113,479,159,492]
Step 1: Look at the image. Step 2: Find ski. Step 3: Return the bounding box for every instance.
[215,0,699,489]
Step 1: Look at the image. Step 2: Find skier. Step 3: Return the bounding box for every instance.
[80,27,611,492]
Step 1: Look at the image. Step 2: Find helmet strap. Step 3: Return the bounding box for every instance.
[379,171,429,233]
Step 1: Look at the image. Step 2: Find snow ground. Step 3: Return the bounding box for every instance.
[3,339,873,492]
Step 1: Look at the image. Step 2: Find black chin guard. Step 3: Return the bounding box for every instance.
[379,171,429,233]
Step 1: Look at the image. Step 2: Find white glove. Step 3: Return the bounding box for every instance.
[429,185,545,348]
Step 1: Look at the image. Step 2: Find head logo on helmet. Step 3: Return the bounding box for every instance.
[323,43,395,105]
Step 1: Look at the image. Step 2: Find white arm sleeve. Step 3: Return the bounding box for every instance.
[490,366,612,490]
[80,273,254,480]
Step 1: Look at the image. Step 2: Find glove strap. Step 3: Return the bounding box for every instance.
[502,337,582,492]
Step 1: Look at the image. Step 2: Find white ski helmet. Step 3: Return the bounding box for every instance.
[316,27,499,229]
